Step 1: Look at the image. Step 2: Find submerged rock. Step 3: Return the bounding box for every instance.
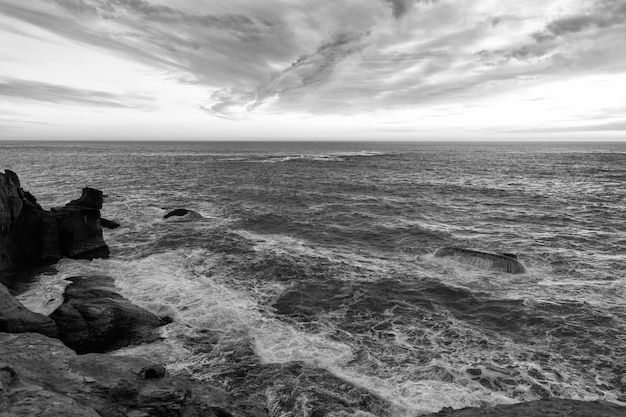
[50,275,169,354]
[164,208,203,220]
[0,282,57,338]
[423,398,626,416]
[435,247,526,274]
[0,332,267,417]
[0,170,110,268]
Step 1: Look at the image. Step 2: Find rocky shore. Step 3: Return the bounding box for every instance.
[1,169,625,416]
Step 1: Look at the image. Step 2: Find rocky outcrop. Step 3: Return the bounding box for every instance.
[164,209,203,220]
[0,171,25,266]
[0,170,109,269]
[0,282,57,338]
[50,187,110,259]
[101,218,121,229]
[423,398,626,416]
[435,247,526,274]
[0,332,268,417]
[50,276,170,354]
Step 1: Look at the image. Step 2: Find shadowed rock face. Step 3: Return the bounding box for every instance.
[435,247,526,274]
[50,276,170,354]
[0,171,24,266]
[0,283,58,338]
[0,170,110,268]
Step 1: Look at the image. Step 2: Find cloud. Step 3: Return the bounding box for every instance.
[204,31,370,118]
[477,0,626,68]
[0,78,144,107]
[200,87,258,120]
[0,0,291,86]
[384,0,414,19]
[382,0,437,19]
[2,0,626,138]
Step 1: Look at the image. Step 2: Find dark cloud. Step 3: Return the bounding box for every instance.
[478,0,626,67]
[0,78,143,107]
[382,0,436,19]
[384,0,413,19]
[264,32,368,94]
[0,2,177,68]
[1,0,293,87]
[545,0,626,37]
[49,0,274,33]
[205,31,369,118]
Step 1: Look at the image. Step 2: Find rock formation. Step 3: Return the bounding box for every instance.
[422,398,626,417]
[435,247,526,274]
[50,275,169,354]
[101,218,121,229]
[164,208,191,219]
[0,170,109,269]
[0,282,58,338]
[0,332,268,417]
[163,208,203,220]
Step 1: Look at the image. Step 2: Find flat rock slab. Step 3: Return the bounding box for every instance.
[50,275,168,354]
[0,332,267,417]
[435,247,526,274]
[424,398,626,417]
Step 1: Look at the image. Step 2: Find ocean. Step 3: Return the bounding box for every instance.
[1,140,625,416]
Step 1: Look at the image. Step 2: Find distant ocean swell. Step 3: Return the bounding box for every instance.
[5,141,626,416]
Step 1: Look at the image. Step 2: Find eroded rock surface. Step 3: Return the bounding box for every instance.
[435,247,526,274]
[423,398,626,417]
[0,332,267,417]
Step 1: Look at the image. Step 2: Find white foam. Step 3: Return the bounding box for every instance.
[53,250,356,371]
[47,247,619,415]
[235,229,397,281]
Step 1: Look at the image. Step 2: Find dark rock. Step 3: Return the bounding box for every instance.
[422,398,626,416]
[0,170,110,268]
[0,170,24,266]
[466,368,482,376]
[164,208,191,219]
[0,282,58,338]
[101,218,121,229]
[50,276,167,354]
[434,247,526,274]
[0,332,266,417]
[65,187,104,210]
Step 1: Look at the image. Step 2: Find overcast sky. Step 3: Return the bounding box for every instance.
[1,0,625,140]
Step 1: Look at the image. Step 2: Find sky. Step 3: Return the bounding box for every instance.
[1,0,626,141]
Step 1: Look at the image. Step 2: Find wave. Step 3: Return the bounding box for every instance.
[228,151,390,164]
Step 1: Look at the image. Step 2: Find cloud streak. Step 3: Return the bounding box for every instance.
[0,78,144,107]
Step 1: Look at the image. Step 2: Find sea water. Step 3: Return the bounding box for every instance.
[2,141,625,416]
